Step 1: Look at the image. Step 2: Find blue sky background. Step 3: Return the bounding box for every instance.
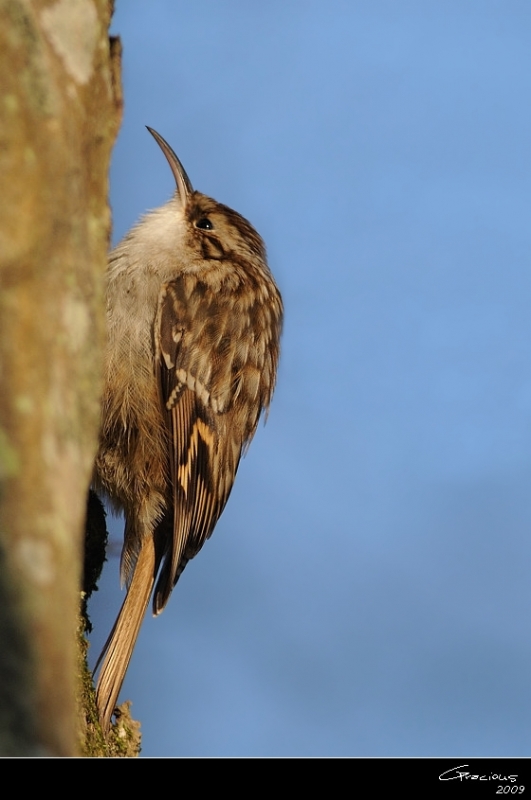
[89,1,531,756]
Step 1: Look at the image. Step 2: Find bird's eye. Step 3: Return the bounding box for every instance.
[196,217,213,230]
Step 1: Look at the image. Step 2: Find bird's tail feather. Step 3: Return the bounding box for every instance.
[95,537,156,733]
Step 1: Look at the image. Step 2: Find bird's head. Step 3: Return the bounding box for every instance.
[147,127,267,271]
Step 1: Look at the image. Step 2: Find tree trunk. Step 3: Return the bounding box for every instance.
[0,0,121,756]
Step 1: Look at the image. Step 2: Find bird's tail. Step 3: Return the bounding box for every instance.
[95,537,156,733]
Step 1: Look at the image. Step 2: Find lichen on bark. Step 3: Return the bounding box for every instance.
[0,0,122,756]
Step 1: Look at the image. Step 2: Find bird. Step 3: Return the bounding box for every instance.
[93,127,283,733]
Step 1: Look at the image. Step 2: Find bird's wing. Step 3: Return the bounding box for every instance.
[153,278,241,613]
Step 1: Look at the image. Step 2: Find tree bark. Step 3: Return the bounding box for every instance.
[0,0,121,756]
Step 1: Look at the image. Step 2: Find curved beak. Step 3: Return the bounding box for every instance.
[146,126,193,204]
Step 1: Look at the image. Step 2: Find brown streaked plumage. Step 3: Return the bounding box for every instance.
[93,127,282,733]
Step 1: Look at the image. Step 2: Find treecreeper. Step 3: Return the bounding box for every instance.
[93,127,283,733]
